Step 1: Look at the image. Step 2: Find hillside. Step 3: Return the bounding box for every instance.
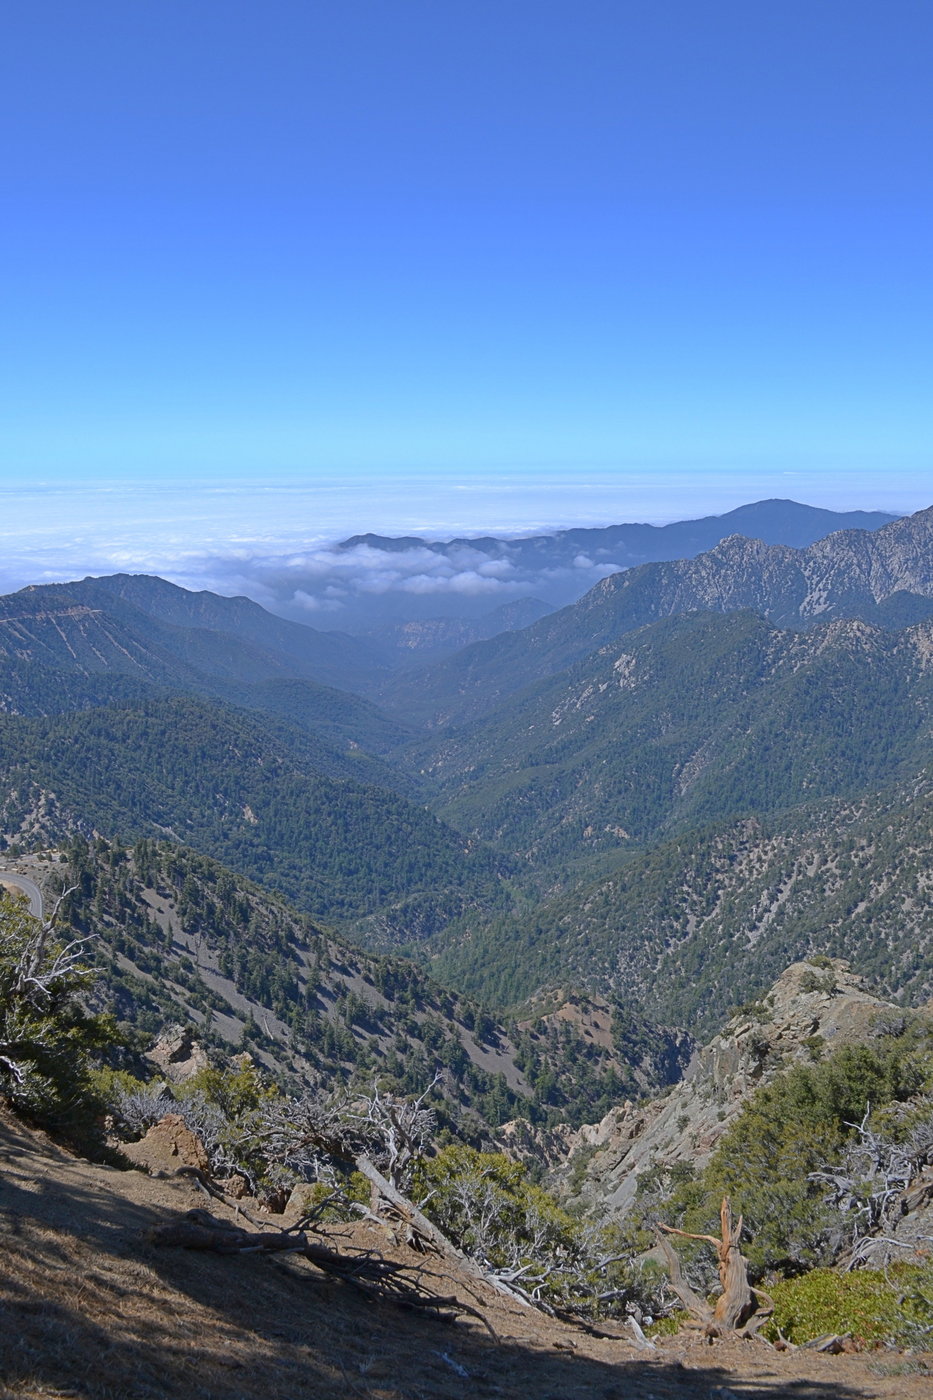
[552,960,910,1217]
[1,508,933,1151]
[359,596,555,661]
[5,1107,925,1400]
[426,761,933,1027]
[329,499,897,627]
[344,498,896,564]
[381,503,933,727]
[410,611,933,869]
[0,696,513,939]
[74,572,388,692]
[9,839,682,1133]
[0,578,408,754]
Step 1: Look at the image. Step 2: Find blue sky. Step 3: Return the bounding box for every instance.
[2,1,930,583]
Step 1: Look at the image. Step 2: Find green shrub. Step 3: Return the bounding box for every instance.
[660,1026,933,1276]
[174,1058,273,1117]
[766,1265,933,1347]
[414,1145,580,1271]
[645,1313,681,1337]
[88,1066,149,1104]
[0,894,118,1153]
[414,1145,670,1321]
[292,1170,372,1221]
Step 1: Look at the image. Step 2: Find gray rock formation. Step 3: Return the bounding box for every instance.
[146,1025,210,1084]
[590,504,933,632]
[557,960,896,1219]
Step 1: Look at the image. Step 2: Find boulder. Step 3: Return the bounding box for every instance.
[122,1113,209,1175]
[146,1025,210,1083]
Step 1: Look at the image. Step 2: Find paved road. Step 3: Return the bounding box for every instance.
[0,871,44,919]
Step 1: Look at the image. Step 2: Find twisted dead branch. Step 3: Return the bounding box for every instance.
[657,1196,773,1338]
[148,1206,499,1337]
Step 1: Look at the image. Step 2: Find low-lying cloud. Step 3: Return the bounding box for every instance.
[3,479,902,637]
[0,483,622,628]
[193,537,618,628]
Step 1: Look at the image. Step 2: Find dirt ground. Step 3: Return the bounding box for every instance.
[1,1108,930,1400]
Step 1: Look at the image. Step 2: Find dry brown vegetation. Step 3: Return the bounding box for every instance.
[2,1107,932,1400]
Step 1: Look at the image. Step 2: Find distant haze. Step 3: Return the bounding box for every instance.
[0,475,921,631]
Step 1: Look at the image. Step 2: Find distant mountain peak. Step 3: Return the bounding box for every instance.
[382,500,933,727]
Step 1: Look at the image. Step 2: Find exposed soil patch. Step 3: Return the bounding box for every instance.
[1,1108,930,1400]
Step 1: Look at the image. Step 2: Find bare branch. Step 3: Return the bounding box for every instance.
[656,1198,760,1335]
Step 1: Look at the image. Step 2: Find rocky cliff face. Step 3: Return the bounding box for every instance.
[388,505,933,727]
[554,960,897,1218]
[589,505,933,634]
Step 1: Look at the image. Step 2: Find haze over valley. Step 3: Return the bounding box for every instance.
[5,3,933,1390]
[3,497,933,1026]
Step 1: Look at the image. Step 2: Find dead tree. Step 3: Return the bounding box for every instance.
[809,1102,933,1267]
[657,1196,772,1337]
[0,885,89,1090]
[343,1074,440,1195]
[809,1104,916,1254]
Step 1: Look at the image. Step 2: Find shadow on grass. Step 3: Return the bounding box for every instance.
[0,1114,893,1400]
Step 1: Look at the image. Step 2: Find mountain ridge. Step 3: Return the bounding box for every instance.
[379,503,933,727]
[403,609,933,871]
[340,498,897,580]
[257,498,899,629]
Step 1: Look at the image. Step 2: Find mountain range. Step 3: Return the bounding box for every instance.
[380,504,933,726]
[1,496,932,1090]
[309,498,897,633]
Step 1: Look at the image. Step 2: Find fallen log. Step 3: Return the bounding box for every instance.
[353,1155,533,1309]
[803,1332,852,1354]
[149,1209,308,1253]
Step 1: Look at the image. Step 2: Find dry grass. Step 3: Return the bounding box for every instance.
[1,1106,931,1400]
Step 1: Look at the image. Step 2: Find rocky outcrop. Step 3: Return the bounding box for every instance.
[146,1025,210,1083]
[557,960,897,1218]
[498,1117,577,1169]
[122,1113,209,1174]
[591,505,933,633]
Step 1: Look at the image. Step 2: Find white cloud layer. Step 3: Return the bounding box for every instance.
[187,538,596,624]
[0,473,924,630]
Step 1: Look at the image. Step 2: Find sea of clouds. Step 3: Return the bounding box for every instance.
[0,479,625,624]
[0,470,921,631]
[196,536,622,627]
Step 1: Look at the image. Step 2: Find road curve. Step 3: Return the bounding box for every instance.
[0,871,44,919]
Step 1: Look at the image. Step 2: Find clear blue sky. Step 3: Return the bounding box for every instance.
[2,1,930,525]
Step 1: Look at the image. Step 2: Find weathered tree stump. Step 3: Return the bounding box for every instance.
[657,1196,772,1338]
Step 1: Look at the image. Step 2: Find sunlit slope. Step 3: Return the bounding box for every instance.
[412,611,933,865]
[381,505,933,728]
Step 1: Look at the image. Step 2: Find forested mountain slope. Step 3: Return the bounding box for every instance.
[21,838,685,1132]
[409,611,933,867]
[1,509,932,1086]
[428,766,933,1031]
[0,579,408,754]
[0,697,509,938]
[76,572,387,691]
[359,596,555,661]
[381,503,933,727]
